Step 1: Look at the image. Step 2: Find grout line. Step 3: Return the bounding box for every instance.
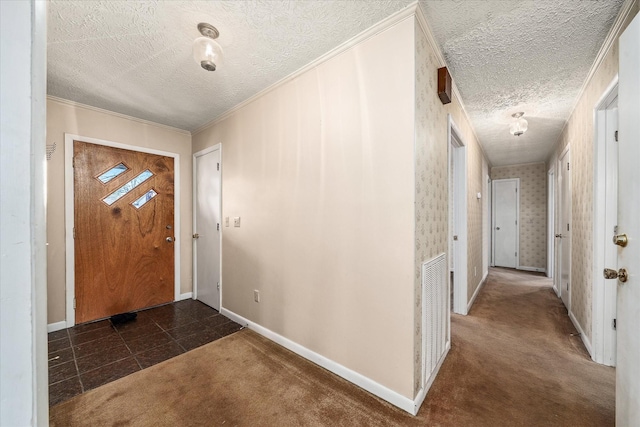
[67,327,85,394]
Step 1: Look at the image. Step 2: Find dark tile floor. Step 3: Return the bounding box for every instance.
[48,299,243,406]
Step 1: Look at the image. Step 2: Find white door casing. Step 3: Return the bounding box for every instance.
[558,148,571,310]
[193,145,222,311]
[448,115,468,315]
[492,179,519,269]
[615,14,639,426]
[547,167,555,278]
[593,83,619,367]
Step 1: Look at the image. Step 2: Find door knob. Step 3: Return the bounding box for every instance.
[496,227,500,230]
[192,233,199,239]
[166,237,174,243]
[613,234,628,247]
[603,268,628,283]
[555,234,563,238]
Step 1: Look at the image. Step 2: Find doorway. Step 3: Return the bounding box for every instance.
[593,78,618,366]
[193,145,222,311]
[556,147,571,311]
[448,115,468,315]
[65,134,181,327]
[492,178,519,268]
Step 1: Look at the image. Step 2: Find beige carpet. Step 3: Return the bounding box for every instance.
[51,268,615,426]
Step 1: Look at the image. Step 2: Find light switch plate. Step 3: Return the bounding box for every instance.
[234,217,241,227]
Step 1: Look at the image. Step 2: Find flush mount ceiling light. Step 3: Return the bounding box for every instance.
[509,112,528,137]
[193,23,223,71]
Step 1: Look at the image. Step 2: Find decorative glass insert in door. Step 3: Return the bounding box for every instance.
[102,169,153,206]
[131,189,158,209]
[97,163,128,184]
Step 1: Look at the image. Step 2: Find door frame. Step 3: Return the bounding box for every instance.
[491,178,520,269]
[448,115,468,315]
[547,166,555,278]
[592,76,619,366]
[64,133,181,327]
[192,144,223,309]
[556,145,571,309]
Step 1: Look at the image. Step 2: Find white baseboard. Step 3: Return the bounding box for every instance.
[467,271,488,313]
[220,307,420,415]
[569,310,592,357]
[47,321,67,333]
[180,292,193,300]
[517,266,546,273]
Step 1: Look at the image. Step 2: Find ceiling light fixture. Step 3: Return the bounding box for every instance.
[193,23,223,72]
[509,112,528,137]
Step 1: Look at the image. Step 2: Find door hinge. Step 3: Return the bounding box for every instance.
[217,163,220,171]
[72,156,75,168]
[567,224,570,231]
[613,318,617,330]
[73,227,76,239]
[73,298,76,309]
[217,282,220,291]
[216,223,220,231]
[515,252,517,257]
[614,130,618,142]
[515,220,517,225]
[567,163,570,171]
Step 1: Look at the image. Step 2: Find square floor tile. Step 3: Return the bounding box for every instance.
[200,314,231,329]
[73,333,125,359]
[48,329,68,342]
[125,331,173,354]
[68,319,111,336]
[135,342,184,369]
[176,329,221,352]
[152,311,197,330]
[117,322,164,341]
[80,358,140,391]
[49,360,78,384]
[76,342,131,373]
[165,321,206,340]
[48,348,74,368]
[48,336,71,354]
[49,376,83,407]
[213,322,243,338]
[70,325,118,345]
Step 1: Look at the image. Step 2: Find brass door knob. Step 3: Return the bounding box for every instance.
[613,234,628,247]
[192,233,199,239]
[603,268,628,283]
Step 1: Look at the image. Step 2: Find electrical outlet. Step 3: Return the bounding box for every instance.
[254,290,260,303]
[225,217,229,227]
[234,217,241,227]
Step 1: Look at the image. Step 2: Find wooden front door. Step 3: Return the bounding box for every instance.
[74,140,175,324]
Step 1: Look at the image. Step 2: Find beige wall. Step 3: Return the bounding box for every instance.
[491,162,547,270]
[192,19,416,398]
[46,98,192,324]
[551,4,638,341]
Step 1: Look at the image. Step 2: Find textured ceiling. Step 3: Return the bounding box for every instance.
[47,0,625,166]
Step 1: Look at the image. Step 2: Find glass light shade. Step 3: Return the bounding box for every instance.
[193,36,223,71]
[509,117,528,136]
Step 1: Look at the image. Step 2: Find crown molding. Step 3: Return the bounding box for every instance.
[47,96,191,136]
[414,5,491,167]
[193,2,421,135]
[556,0,638,142]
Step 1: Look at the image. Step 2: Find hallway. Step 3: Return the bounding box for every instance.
[419,267,615,425]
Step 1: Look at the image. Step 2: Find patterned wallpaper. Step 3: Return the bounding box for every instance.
[551,4,638,343]
[414,18,448,397]
[491,163,547,269]
[413,14,488,397]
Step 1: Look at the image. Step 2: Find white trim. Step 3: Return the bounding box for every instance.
[555,0,637,142]
[48,96,191,136]
[448,115,469,315]
[194,3,421,134]
[592,76,619,366]
[569,310,593,357]
[192,144,223,310]
[220,308,421,415]
[517,266,547,273]
[180,292,193,300]
[467,270,489,313]
[64,133,181,327]
[547,166,555,278]
[47,321,67,333]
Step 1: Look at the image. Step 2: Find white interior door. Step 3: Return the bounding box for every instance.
[558,149,571,310]
[492,179,518,268]
[615,14,639,425]
[193,146,221,310]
